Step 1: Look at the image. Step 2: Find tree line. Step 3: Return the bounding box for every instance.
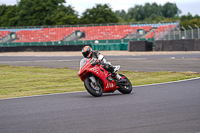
[0,0,200,30]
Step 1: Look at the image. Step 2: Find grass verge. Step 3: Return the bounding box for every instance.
[0,65,200,99]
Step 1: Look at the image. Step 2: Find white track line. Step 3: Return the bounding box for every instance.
[134,77,200,87]
[0,91,86,101]
[0,77,200,101]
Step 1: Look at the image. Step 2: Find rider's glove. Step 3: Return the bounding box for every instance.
[95,59,101,64]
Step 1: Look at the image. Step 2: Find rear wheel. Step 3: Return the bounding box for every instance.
[118,74,132,94]
[84,77,103,97]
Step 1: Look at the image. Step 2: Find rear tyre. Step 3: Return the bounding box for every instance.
[118,74,132,94]
[84,77,103,97]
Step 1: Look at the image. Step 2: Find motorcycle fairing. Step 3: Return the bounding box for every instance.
[88,65,117,92]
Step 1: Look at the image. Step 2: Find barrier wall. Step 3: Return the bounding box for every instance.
[128,41,153,51]
[0,38,154,47]
[0,45,90,52]
[92,43,127,51]
[0,38,154,52]
[155,39,200,51]
[0,43,127,52]
[2,39,199,52]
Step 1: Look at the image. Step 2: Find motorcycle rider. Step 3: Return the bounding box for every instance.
[81,46,123,81]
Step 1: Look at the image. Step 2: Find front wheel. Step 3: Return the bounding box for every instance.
[84,77,103,97]
[118,74,132,94]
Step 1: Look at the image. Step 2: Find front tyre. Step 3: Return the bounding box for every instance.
[84,77,103,97]
[118,74,132,94]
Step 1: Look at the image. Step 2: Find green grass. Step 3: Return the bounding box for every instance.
[0,65,200,99]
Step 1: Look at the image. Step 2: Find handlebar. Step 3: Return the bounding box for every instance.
[90,58,101,66]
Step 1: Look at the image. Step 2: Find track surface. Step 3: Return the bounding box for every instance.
[0,53,200,72]
[0,78,200,133]
[0,53,200,133]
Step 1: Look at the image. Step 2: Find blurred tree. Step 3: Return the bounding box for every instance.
[0,5,9,26]
[79,4,118,24]
[0,5,8,17]
[180,18,200,30]
[116,2,181,22]
[151,3,163,17]
[186,12,193,20]
[127,7,136,21]
[0,1,199,27]
[134,5,145,21]
[194,14,200,19]
[52,5,78,25]
[193,14,200,19]
[18,0,63,26]
[17,0,78,26]
[0,5,20,27]
[115,10,129,21]
[162,2,181,18]
[117,17,126,23]
[180,15,188,21]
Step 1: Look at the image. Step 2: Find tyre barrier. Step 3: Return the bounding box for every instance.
[155,39,200,51]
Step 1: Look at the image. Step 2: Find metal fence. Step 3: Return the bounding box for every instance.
[155,25,200,40]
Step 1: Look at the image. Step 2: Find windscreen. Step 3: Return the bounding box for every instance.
[79,58,88,69]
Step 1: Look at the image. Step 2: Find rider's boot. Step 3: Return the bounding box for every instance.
[112,66,126,83]
[104,64,126,82]
[115,73,122,80]
[113,72,126,83]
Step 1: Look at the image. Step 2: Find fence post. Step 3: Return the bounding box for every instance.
[157,30,161,40]
[176,27,181,39]
[153,30,156,51]
[105,32,108,43]
[41,34,45,46]
[0,34,3,47]
[173,28,175,40]
[195,25,200,39]
[129,31,132,41]
[161,29,165,40]
[63,33,66,45]
[153,30,156,40]
[166,29,170,40]
[188,25,193,39]
[182,26,186,39]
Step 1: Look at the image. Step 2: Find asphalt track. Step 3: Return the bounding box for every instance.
[0,53,200,133]
[0,53,200,72]
[0,78,200,133]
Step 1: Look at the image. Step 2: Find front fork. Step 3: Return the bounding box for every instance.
[89,76,96,85]
[89,76,103,92]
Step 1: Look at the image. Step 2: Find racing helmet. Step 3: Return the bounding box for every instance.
[82,46,93,58]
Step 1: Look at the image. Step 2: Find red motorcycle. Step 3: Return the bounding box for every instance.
[78,58,132,97]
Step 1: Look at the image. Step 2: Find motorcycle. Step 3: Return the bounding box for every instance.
[78,58,132,97]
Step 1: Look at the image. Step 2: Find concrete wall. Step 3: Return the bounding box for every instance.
[155,39,200,51]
